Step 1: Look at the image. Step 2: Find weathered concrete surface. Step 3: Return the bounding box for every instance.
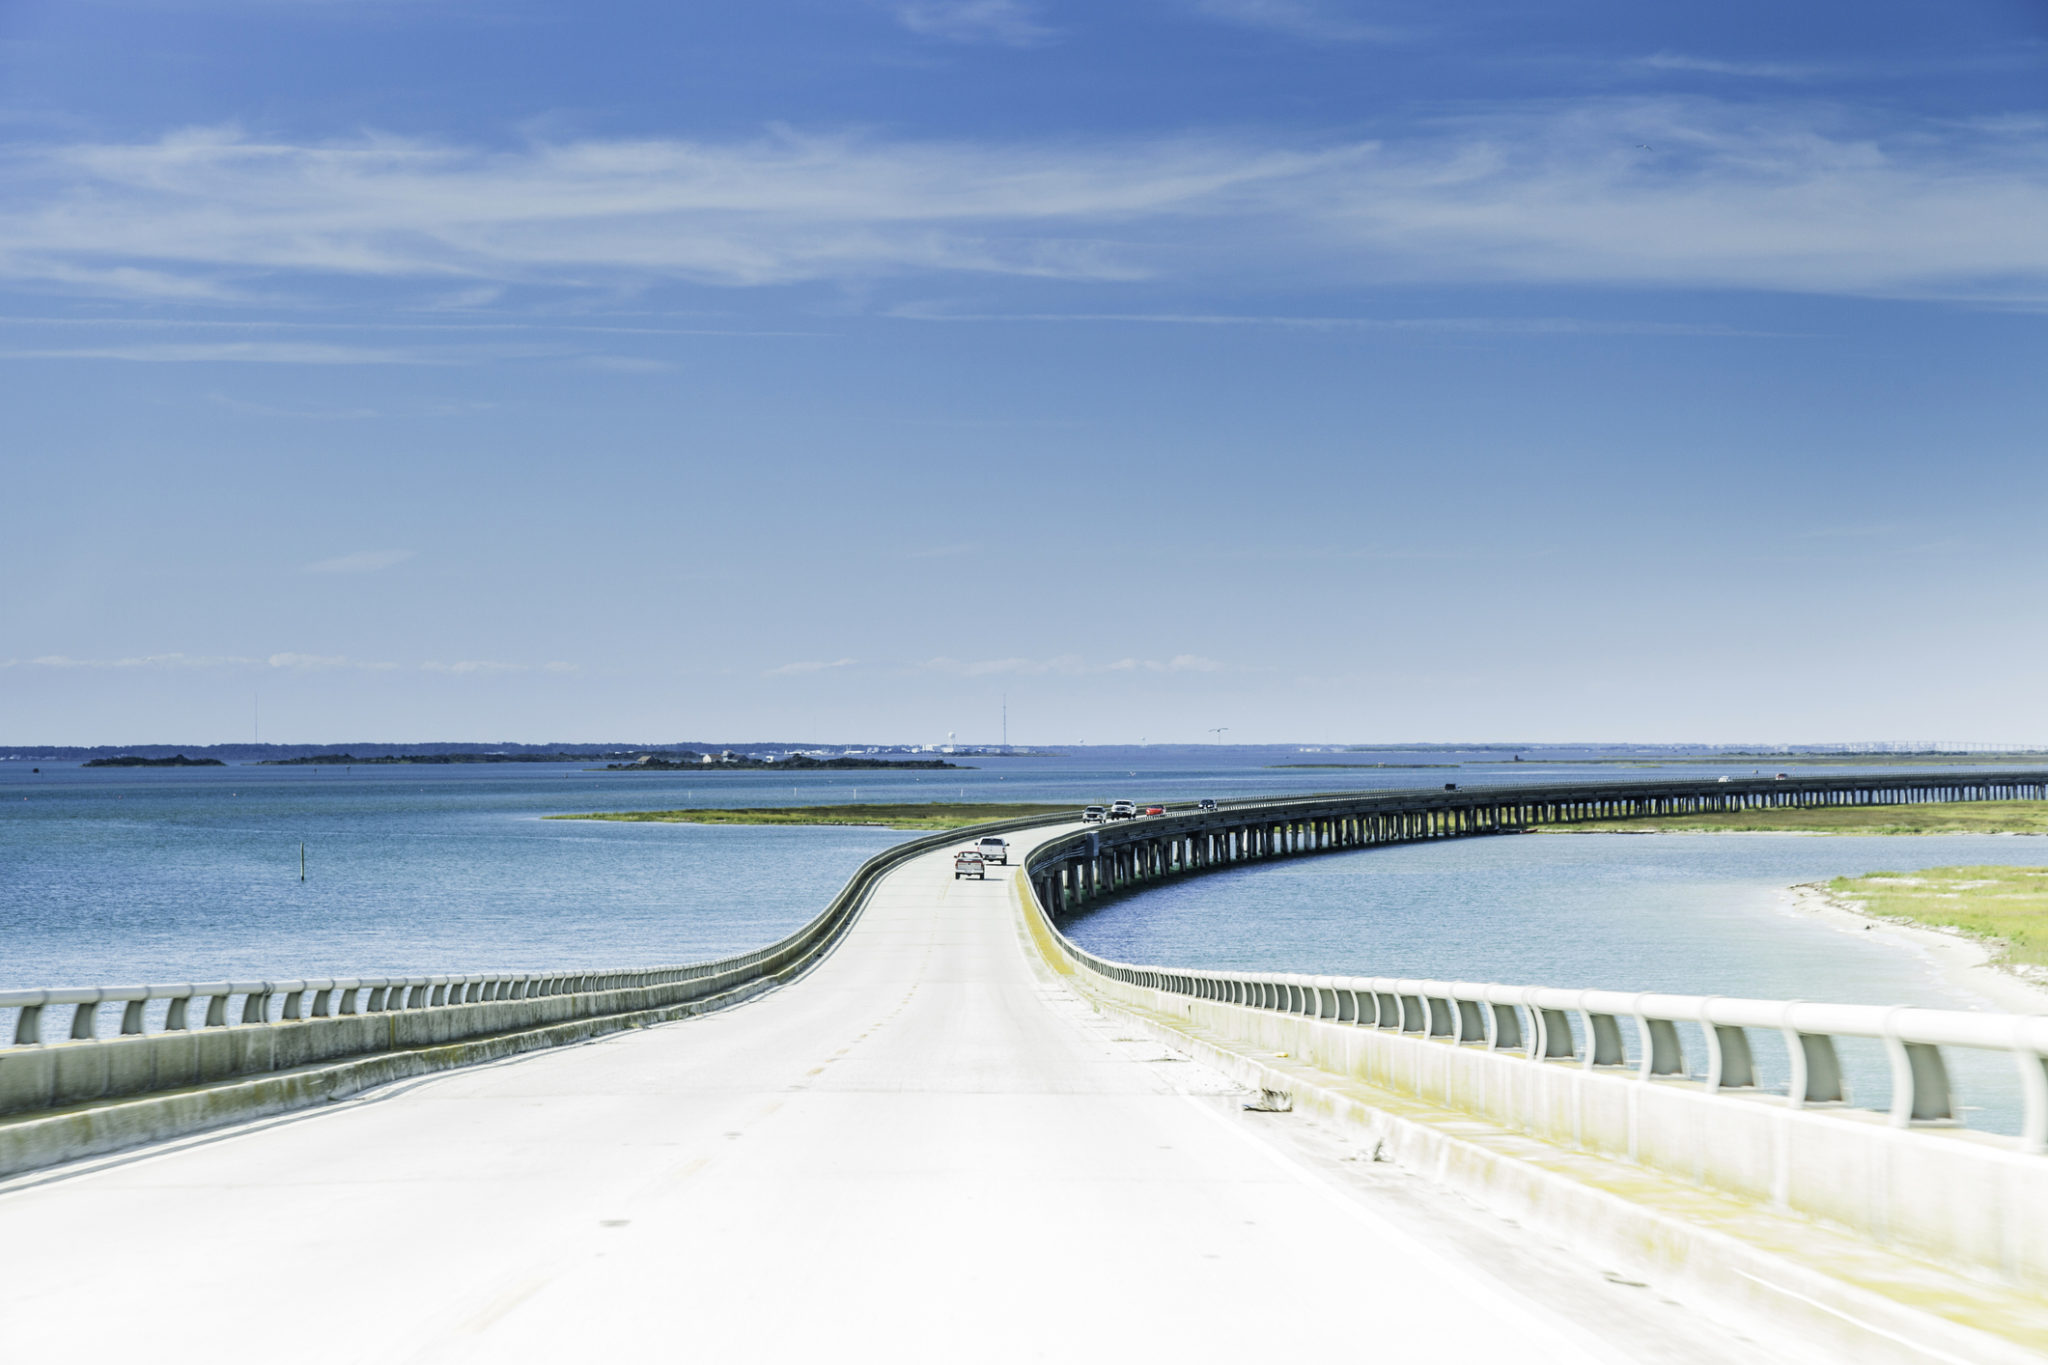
[0,831,1765,1364]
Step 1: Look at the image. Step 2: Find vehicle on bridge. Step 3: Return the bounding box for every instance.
[1197,798,1217,812]
[1081,805,1107,823]
[1108,800,1137,820]
[976,836,1010,865]
[1143,805,1165,816]
[953,850,985,880]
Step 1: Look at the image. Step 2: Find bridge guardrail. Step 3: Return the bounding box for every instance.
[0,809,1069,1125]
[1050,944,2048,1151]
[1022,775,2048,1151]
[1016,774,2048,1289]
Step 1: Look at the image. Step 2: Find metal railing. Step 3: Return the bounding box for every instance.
[1051,939,2048,1152]
[1018,776,2048,1155]
[0,810,1071,1120]
[2,967,728,1046]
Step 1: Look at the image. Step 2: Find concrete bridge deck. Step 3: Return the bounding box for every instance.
[0,826,1751,1363]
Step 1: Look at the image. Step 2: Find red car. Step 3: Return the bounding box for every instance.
[1143,805,1166,816]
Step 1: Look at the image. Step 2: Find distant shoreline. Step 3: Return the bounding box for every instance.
[1538,800,2048,837]
[1781,881,2048,1013]
[549,802,1074,831]
[81,754,224,768]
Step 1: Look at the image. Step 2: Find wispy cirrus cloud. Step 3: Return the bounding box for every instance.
[304,548,414,573]
[1183,0,1399,43]
[892,0,1052,46]
[1107,654,1223,673]
[421,659,531,674]
[27,652,255,669]
[919,653,1225,676]
[0,342,456,365]
[766,657,856,676]
[891,305,1782,336]
[921,655,1089,677]
[265,652,399,671]
[1637,52,1821,81]
[11,649,567,676]
[1,100,2044,305]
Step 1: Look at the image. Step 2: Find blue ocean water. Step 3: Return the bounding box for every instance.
[2,746,1530,987]
[3,753,2044,1130]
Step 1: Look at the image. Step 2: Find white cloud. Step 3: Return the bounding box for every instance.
[265,652,399,671]
[893,0,1052,45]
[919,654,1219,677]
[921,655,1089,677]
[0,101,2044,303]
[765,658,857,676]
[892,305,1774,335]
[1108,654,1223,673]
[422,659,529,674]
[1184,0,1395,42]
[0,343,452,365]
[29,652,253,669]
[1638,52,1819,81]
[304,548,414,573]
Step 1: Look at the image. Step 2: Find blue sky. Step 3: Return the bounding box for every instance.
[3,0,2045,746]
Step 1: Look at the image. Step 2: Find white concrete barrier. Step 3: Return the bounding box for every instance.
[0,814,1066,1170]
[1018,862,2048,1295]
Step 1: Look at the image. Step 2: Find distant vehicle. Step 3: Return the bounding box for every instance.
[1775,772,1790,781]
[977,836,1010,865]
[1082,805,1107,824]
[1109,800,1138,820]
[1143,805,1165,816]
[953,850,985,880]
[1717,776,1731,783]
[1443,783,1458,791]
[1197,798,1217,812]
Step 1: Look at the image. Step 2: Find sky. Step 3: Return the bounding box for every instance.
[2,0,2045,747]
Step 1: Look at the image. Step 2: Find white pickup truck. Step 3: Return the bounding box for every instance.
[953,850,985,880]
[976,836,1010,865]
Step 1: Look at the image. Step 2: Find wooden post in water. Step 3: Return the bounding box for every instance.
[300,842,306,882]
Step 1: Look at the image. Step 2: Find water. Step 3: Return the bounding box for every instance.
[1062,831,2048,1133]
[0,765,911,988]
[5,751,2045,1132]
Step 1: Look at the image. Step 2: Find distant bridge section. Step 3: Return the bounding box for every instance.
[1028,770,2048,916]
[1022,770,2048,1308]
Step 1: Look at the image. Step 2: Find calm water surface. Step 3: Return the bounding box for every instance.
[6,755,2044,1131]
[1063,831,2048,1132]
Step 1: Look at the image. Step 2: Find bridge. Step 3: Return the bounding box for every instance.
[3,772,2047,1362]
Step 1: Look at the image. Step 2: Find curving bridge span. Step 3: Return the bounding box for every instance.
[3,770,2048,1363]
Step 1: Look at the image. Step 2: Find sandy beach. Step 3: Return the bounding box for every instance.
[1780,881,2048,1014]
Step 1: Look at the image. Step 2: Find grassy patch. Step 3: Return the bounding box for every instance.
[547,802,1082,831]
[1828,866,2048,967]
[1553,800,2048,836]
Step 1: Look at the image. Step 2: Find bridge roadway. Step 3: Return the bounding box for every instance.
[0,824,1769,1362]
